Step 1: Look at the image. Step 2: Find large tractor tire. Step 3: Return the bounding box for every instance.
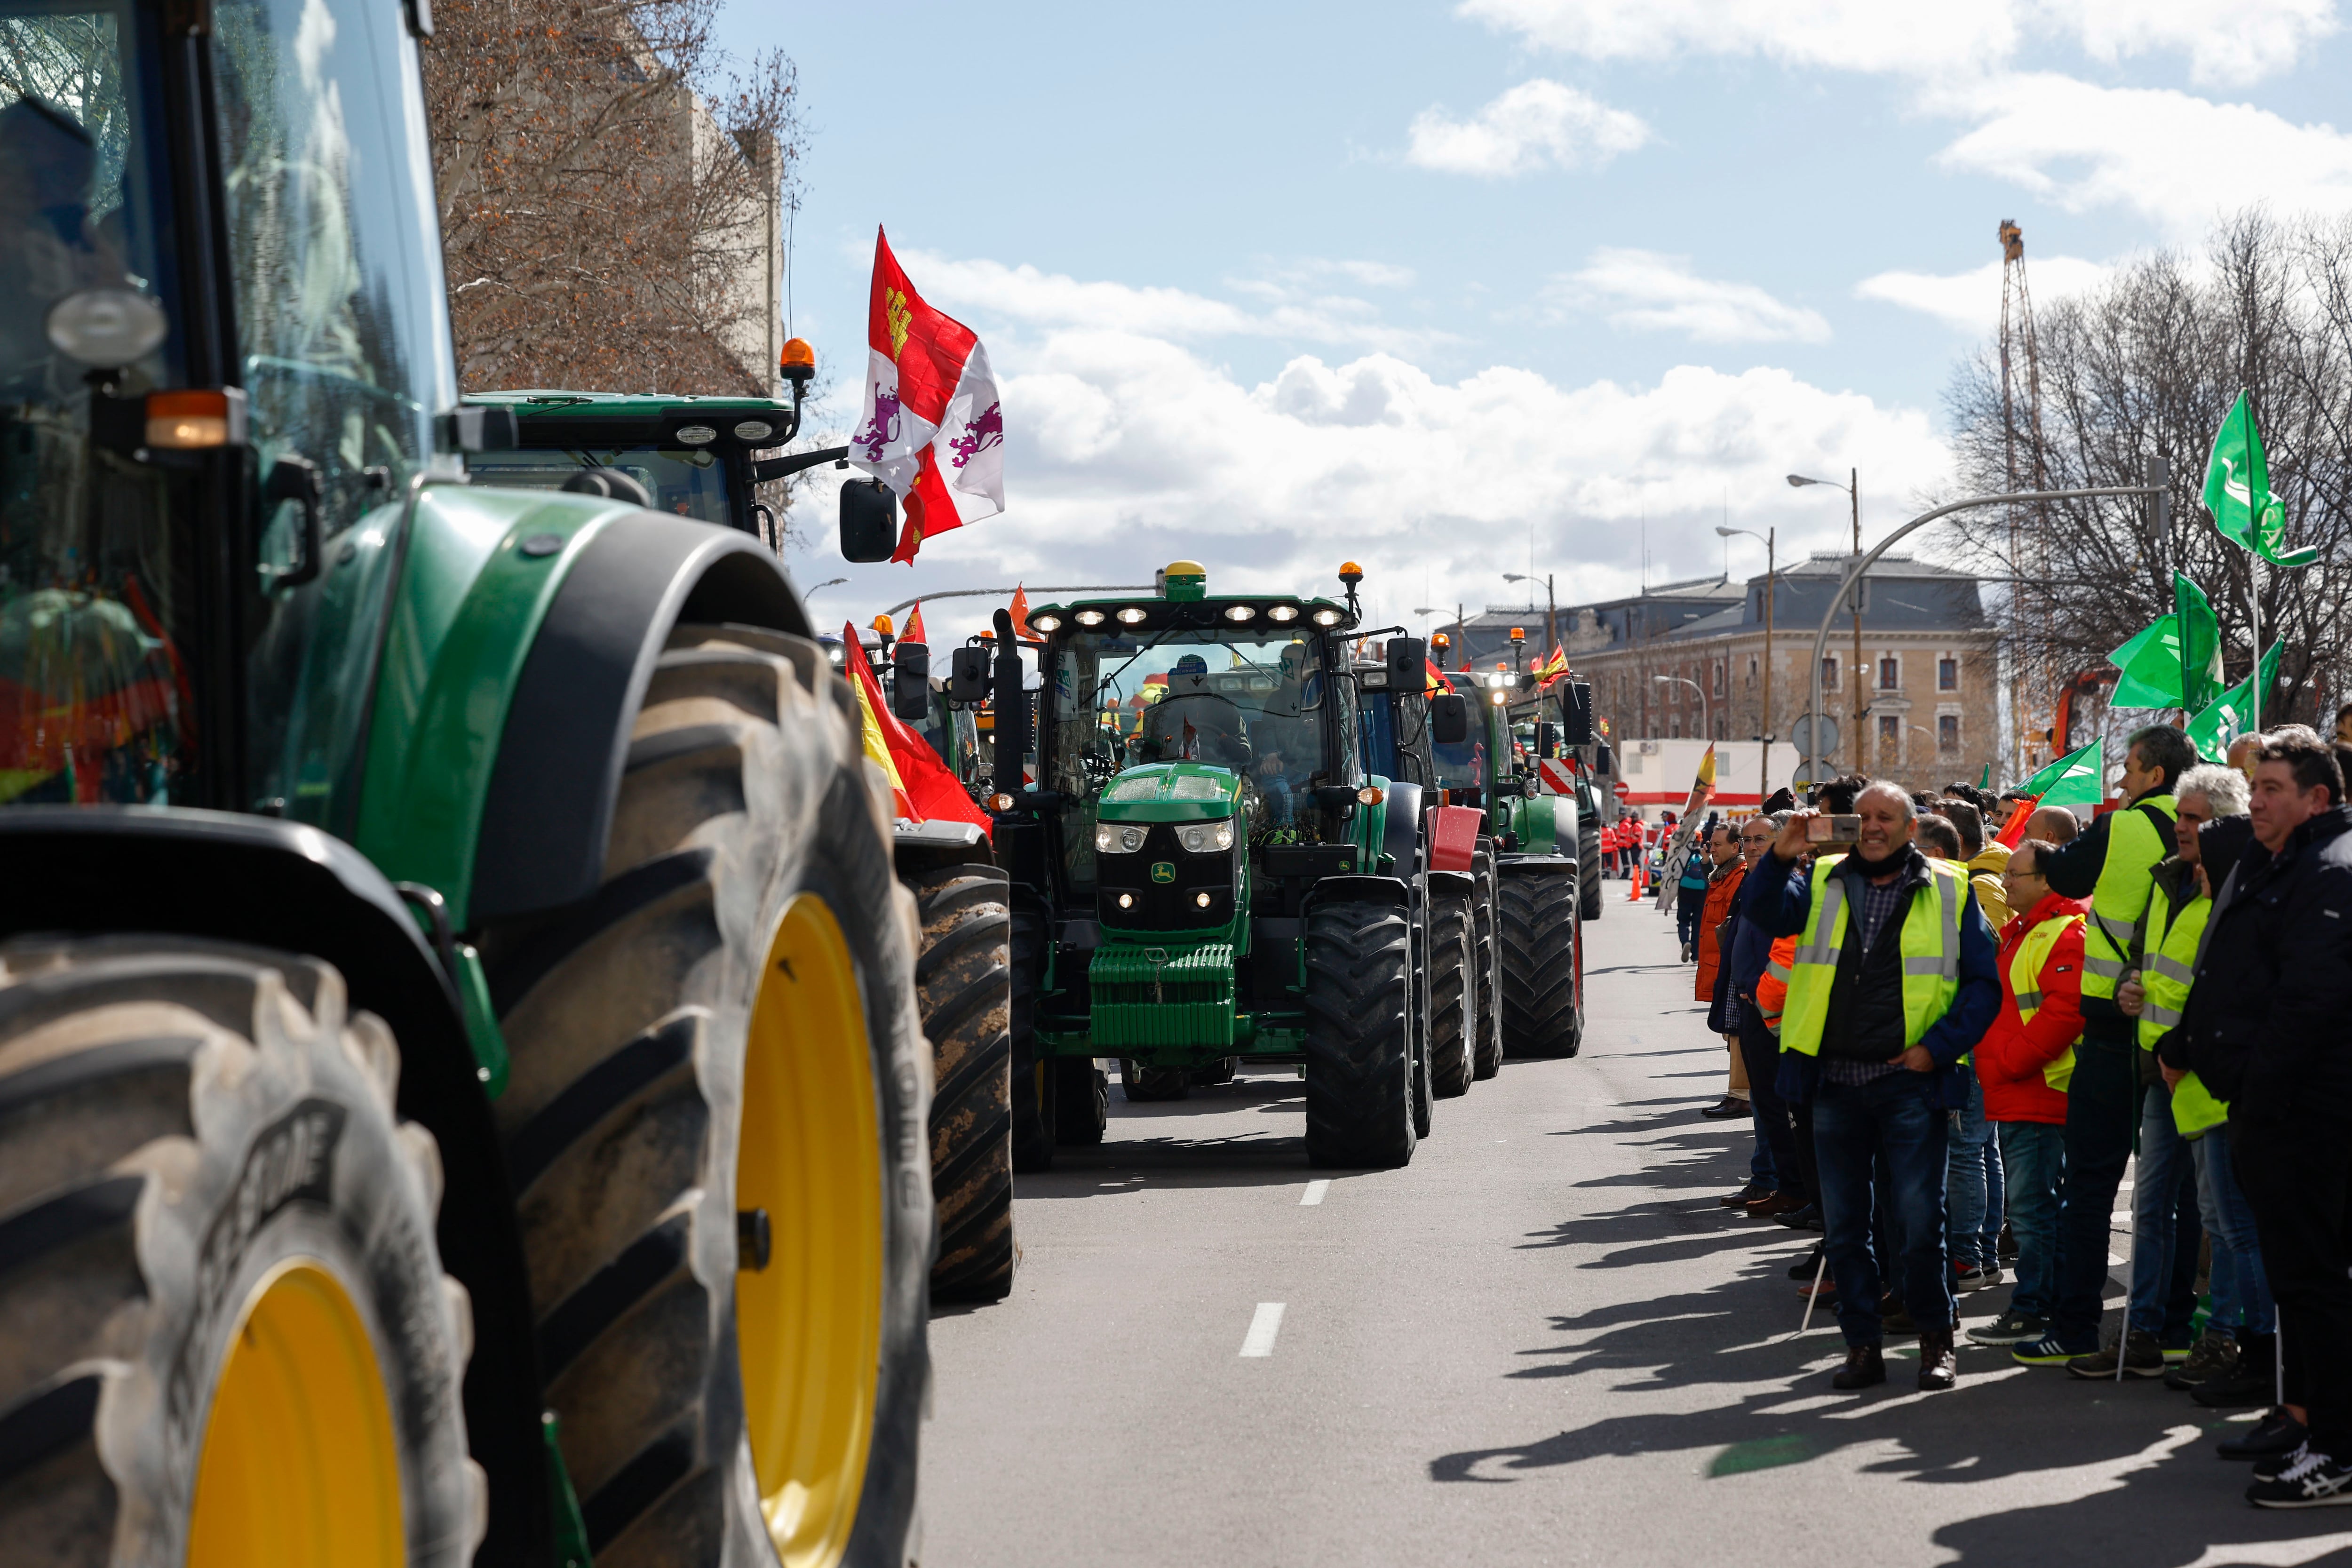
[1053,1058,1108,1144]
[1427,883,1474,1099]
[1120,1059,1190,1102]
[909,865,1015,1303]
[1470,848,1503,1080]
[0,938,481,1567]
[1303,902,1415,1169]
[1498,866,1584,1059]
[1185,1057,1237,1088]
[1008,911,1055,1174]
[1580,823,1604,922]
[479,622,930,1568]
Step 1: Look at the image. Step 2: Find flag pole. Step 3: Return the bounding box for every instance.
[2247,557,2262,737]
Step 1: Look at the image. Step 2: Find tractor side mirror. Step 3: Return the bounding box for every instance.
[1430,692,1470,745]
[891,643,930,721]
[839,478,897,562]
[949,645,990,705]
[1562,681,1594,747]
[1595,741,1614,773]
[1384,636,1425,686]
[1536,722,1559,760]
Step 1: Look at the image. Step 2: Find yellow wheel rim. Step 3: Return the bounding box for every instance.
[738,893,885,1568]
[187,1258,404,1568]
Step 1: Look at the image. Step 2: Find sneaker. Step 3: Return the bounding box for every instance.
[1719,1181,1771,1209]
[2161,1342,2194,1364]
[1744,1190,1807,1219]
[1774,1204,1826,1232]
[2255,1441,2313,1483]
[2218,1408,2310,1461]
[2066,1329,2165,1379]
[2166,1332,2241,1392]
[2248,1447,2352,1508]
[1699,1096,1749,1120]
[1796,1276,1837,1301]
[1996,1222,2018,1261]
[1954,1261,2003,1292]
[2013,1333,2091,1366]
[1788,1245,1825,1281]
[1968,1312,2048,1347]
[1831,1344,1885,1391]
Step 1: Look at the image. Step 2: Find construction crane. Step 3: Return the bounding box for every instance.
[1999,218,2051,776]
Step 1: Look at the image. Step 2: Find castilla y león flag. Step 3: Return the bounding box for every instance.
[850,228,1004,564]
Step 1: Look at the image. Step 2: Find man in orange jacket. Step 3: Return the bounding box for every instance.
[1698,824,1751,1121]
[1965,838,2089,1349]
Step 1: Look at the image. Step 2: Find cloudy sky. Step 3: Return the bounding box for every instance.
[718,0,2352,645]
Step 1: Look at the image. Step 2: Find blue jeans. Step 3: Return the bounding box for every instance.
[2129,1080,2204,1343]
[1996,1119,2066,1321]
[2051,1025,2138,1351]
[1813,1071,1954,1345]
[1947,1070,2000,1268]
[2195,1122,2275,1337]
[1677,887,1706,947]
[1749,1098,1778,1186]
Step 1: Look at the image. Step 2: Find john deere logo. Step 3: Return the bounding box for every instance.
[1150,861,1176,883]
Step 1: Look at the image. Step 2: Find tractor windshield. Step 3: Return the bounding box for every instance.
[0,1,191,804]
[1048,623,1343,889]
[466,443,735,527]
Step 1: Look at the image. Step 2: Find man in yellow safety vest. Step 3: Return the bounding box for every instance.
[1746,783,2002,1393]
[2030,723,2197,1362]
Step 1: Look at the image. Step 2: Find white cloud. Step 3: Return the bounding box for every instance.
[1404,80,1651,178]
[1933,73,2352,234]
[1854,253,2115,331]
[1549,249,1832,342]
[1457,0,2336,85]
[795,256,1952,648]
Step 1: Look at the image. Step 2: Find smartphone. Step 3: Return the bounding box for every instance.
[1807,814,1862,842]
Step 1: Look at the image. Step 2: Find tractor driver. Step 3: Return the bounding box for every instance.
[1249,642,1322,827]
[1136,654,1253,770]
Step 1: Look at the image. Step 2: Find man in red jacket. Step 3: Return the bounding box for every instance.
[1966,839,2090,1348]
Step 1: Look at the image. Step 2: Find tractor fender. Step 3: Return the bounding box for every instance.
[0,806,549,1565]
[1379,780,1422,871]
[470,510,809,923]
[1426,868,1475,899]
[1304,873,1412,912]
[1424,803,1482,873]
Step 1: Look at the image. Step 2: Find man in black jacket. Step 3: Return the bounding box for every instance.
[2167,733,2352,1506]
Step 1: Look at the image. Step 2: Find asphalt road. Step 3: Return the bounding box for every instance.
[919,892,2352,1567]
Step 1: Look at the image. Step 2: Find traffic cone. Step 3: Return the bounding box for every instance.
[1628,856,1645,901]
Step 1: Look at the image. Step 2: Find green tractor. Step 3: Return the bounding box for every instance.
[979,561,1443,1169]
[0,4,930,1564]
[479,393,1021,1303]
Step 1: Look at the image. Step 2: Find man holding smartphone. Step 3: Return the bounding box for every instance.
[1744,783,2003,1392]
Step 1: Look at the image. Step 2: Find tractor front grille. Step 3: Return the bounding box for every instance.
[1088,943,1236,1048]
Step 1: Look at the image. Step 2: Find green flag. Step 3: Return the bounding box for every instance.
[2202,389,2320,568]
[1978,762,1992,789]
[2108,615,2183,708]
[2186,642,2286,760]
[2019,738,2105,808]
[2173,572,2223,712]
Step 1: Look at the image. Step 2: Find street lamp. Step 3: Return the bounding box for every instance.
[1502,571,1558,660]
[1716,524,1776,795]
[806,576,849,596]
[1653,674,1708,742]
[1788,470,1867,772]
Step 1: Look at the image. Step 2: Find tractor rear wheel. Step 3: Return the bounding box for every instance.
[1053,1058,1108,1143]
[1470,848,1503,1080]
[1303,902,1415,1169]
[1580,823,1604,921]
[909,865,1015,1303]
[1186,1057,1238,1088]
[1498,866,1583,1059]
[478,622,929,1568]
[0,938,481,1568]
[1008,911,1055,1173]
[1120,1060,1190,1101]
[1427,885,1474,1098]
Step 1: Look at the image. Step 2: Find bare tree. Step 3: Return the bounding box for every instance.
[421,0,803,394]
[1941,211,2352,743]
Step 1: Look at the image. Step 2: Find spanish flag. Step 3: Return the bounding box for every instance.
[904,600,928,644]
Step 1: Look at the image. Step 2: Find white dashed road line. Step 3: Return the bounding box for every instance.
[1240,1302,1286,1358]
[1300,1180,1331,1206]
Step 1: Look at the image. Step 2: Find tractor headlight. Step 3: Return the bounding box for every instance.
[1267,604,1299,623]
[1117,607,1149,625]
[1223,604,1256,622]
[1177,820,1235,853]
[1311,608,1343,626]
[1095,822,1149,854]
[1029,613,1062,633]
[1076,609,1106,626]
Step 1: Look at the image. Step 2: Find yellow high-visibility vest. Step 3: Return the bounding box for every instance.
[2010,910,2084,1092]
[2137,873,2226,1137]
[2082,798,2177,1002]
[1780,855,1966,1059]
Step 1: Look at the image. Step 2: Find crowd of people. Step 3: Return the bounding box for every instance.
[1653,712,2352,1510]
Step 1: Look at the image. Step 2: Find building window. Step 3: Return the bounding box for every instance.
[1669,716,1681,739]
[1821,655,1837,691]
[1939,714,1960,751]
[1879,655,1899,692]
[1715,715,1726,740]
[1939,656,1958,692]
[1747,655,1758,691]
[1879,715,1899,746]
[1712,659,1724,697]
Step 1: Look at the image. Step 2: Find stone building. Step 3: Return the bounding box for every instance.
[1515,555,2000,796]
